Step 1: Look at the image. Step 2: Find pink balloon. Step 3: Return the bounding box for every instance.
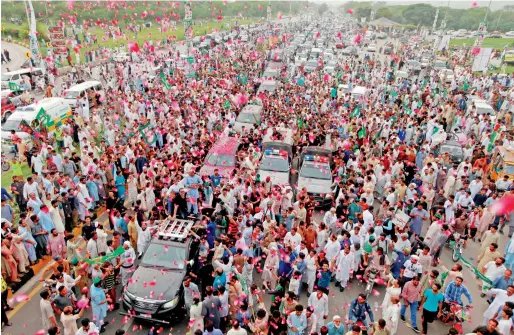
[347,8,354,14]
[471,2,478,7]
[127,41,140,53]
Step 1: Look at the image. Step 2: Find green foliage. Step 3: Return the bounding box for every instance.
[318,3,329,15]
[338,2,514,32]
[1,1,305,26]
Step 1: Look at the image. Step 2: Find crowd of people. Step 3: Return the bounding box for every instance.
[2,14,514,335]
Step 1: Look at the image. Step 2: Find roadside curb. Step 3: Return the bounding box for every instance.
[6,207,108,318]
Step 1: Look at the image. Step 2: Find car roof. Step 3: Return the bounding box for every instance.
[240,104,263,114]
[66,80,102,92]
[209,136,240,154]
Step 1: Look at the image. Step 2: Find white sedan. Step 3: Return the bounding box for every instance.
[367,44,377,52]
[114,52,131,62]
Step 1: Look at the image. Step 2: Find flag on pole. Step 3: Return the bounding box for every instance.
[139,123,158,145]
[350,105,360,118]
[160,71,172,90]
[357,126,366,139]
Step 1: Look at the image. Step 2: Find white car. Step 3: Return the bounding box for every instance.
[367,44,377,52]
[114,52,131,62]
[506,31,514,37]
[441,69,455,83]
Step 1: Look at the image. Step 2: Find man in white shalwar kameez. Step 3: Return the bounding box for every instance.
[334,246,355,292]
[307,289,329,331]
[483,287,514,325]
[382,296,400,334]
[136,221,152,257]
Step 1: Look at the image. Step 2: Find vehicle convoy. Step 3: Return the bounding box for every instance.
[297,147,333,208]
[258,127,295,186]
[122,218,198,324]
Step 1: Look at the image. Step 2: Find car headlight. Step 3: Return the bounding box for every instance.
[162,296,180,309]
[124,291,136,300]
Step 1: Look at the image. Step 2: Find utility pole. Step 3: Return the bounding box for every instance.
[440,0,450,31]
[267,0,272,24]
[432,8,439,34]
[25,0,40,67]
[473,0,493,48]
[183,1,195,78]
[495,10,503,30]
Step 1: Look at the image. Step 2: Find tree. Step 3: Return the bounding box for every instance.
[318,3,329,15]
[376,7,393,19]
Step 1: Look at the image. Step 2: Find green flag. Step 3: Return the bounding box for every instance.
[139,122,158,145]
[432,126,440,135]
[350,105,360,118]
[159,71,172,90]
[357,126,366,139]
[83,246,125,265]
[8,82,22,92]
[36,108,51,128]
[297,117,304,129]
[223,100,231,109]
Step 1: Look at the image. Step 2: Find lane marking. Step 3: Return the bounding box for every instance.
[7,282,43,318]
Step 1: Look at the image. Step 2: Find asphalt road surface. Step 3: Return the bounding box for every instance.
[4,208,508,335]
[1,42,29,74]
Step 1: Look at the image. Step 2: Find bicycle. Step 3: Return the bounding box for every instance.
[439,301,471,334]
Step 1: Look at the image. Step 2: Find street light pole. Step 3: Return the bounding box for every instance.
[495,10,503,30]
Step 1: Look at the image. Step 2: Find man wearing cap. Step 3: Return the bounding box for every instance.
[120,241,136,287]
[326,315,345,335]
[394,233,411,252]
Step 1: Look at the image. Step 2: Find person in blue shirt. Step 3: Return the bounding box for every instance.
[184,170,203,215]
[444,277,473,307]
[316,263,332,294]
[420,283,444,335]
[212,267,226,290]
[390,248,410,279]
[209,169,223,188]
[348,294,374,327]
[492,270,514,291]
[278,246,297,278]
[326,315,345,335]
[287,305,307,335]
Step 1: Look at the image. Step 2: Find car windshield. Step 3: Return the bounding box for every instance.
[237,112,260,124]
[504,165,514,175]
[63,91,80,99]
[260,84,276,92]
[206,154,235,167]
[2,119,22,131]
[141,243,186,270]
[440,145,462,157]
[260,156,289,172]
[1,75,11,81]
[300,162,331,180]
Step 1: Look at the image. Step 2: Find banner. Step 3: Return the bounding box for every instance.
[83,246,125,265]
[160,71,172,90]
[139,122,158,145]
[8,82,22,92]
[35,108,51,128]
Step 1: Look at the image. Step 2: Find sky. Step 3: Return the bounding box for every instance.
[322,0,511,10]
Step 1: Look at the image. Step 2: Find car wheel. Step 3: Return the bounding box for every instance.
[3,112,11,122]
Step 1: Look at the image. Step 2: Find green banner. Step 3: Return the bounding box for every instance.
[139,122,158,145]
[83,246,125,265]
[457,253,492,286]
[358,126,366,139]
[36,108,51,128]
[160,71,172,90]
[8,82,22,92]
[350,105,360,118]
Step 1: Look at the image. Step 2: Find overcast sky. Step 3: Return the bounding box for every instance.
[320,0,511,10]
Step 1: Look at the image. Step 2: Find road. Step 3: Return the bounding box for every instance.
[1,42,29,73]
[4,207,507,335]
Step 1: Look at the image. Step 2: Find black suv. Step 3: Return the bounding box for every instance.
[121,219,198,324]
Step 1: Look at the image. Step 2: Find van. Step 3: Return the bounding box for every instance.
[489,146,514,181]
[351,86,369,101]
[1,68,44,90]
[258,127,295,186]
[1,98,72,153]
[233,105,263,133]
[311,47,322,59]
[199,136,241,177]
[63,81,104,110]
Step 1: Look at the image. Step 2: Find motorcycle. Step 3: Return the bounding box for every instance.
[364,268,380,298]
[448,232,465,262]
